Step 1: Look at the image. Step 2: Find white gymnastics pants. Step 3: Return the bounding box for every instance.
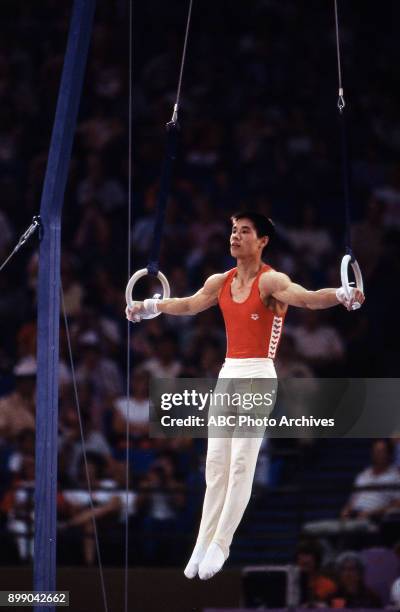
[195,357,277,559]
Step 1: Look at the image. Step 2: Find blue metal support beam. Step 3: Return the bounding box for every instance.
[34,1,96,610]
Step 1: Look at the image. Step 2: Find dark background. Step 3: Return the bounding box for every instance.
[0,0,399,607]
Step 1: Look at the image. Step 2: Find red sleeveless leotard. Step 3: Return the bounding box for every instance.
[218,264,285,359]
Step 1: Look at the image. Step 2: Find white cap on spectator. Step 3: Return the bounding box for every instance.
[13,356,37,377]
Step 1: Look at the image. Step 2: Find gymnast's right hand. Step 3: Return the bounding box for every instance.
[125,302,144,323]
[126,298,160,322]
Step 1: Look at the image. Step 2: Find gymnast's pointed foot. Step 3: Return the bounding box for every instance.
[184,542,208,579]
[198,542,226,580]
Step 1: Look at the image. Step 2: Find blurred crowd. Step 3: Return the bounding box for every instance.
[297,439,400,607]
[0,0,399,601]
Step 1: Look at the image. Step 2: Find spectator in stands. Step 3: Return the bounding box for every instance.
[7,429,35,477]
[289,310,345,375]
[60,255,85,317]
[142,332,182,378]
[111,368,150,439]
[333,551,381,608]
[280,204,334,271]
[187,195,226,252]
[274,335,314,378]
[295,539,337,607]
[181,309,226,368]
[389,576,400,610]
[75,331,123,402]
[15,323,37,363]
[137,451,186,563]
[77,153,125,213]
[341,439,400,521]
[73,202,112,266]
[0,358,36,441]
[58,451,123,565]
[1,450,35,561]
[58,404,111,486]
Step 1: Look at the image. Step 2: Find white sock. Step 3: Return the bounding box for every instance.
[184,542,208,579]
[198,542,226,580]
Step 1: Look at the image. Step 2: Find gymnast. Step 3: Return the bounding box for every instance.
[126,211,365,580]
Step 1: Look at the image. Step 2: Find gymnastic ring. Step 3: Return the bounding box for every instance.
[340,254,364,311]
[125,268,170,318]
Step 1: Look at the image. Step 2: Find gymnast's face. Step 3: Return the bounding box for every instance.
[230,218,268,259]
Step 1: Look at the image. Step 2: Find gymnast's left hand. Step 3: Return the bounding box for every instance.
[125,302,144,323]
[336,287,365,311]
[346,287,365,311]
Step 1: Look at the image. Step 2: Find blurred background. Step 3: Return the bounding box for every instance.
[0,0,400,609]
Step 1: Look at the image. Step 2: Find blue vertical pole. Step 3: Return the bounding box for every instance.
[34,1,96,610]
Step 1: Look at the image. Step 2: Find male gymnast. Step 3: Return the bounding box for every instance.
[126,211,364,579]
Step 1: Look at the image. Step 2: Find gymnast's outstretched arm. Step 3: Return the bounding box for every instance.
[261,270,365,311]
[126,272,227,321]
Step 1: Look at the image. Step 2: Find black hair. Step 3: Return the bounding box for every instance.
[372,438,394,460]
[231,211,275,241]
[295,539,322,569]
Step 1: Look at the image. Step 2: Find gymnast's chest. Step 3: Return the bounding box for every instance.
[229,276,261,304]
